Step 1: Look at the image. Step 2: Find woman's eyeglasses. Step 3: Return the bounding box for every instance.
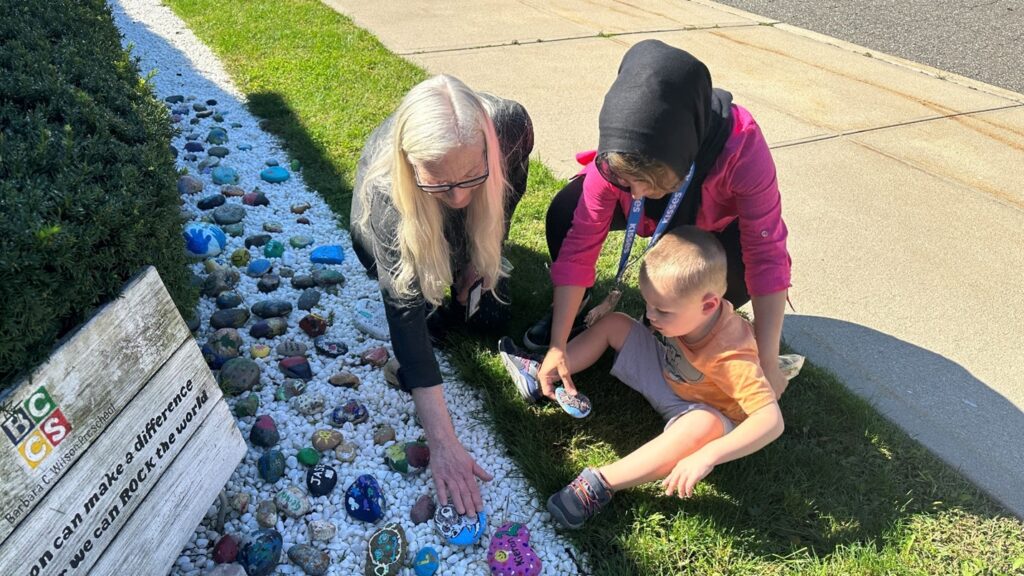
[413,148,490,194]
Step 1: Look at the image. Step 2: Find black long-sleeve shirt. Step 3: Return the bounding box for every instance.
[349,94,533,390]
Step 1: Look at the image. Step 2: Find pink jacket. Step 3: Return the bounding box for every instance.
[550,104,791,297]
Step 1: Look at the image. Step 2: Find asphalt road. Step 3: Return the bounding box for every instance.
[712,0,1024,94]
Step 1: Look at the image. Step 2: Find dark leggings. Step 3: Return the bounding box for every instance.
[545,176,751,308]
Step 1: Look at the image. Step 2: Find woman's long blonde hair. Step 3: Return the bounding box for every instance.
[356,75,509,307]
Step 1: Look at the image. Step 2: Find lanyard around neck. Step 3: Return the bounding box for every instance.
[613,162,696,285]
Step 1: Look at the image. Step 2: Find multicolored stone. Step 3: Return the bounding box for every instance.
[486,522,543,576]
[364,523,406,576]
[433,504,487,546]
[344,474,385,523]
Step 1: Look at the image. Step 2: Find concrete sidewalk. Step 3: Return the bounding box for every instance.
[324,0,1024,517]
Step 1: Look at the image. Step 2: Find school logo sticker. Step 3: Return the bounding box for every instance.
[2,386,72,470]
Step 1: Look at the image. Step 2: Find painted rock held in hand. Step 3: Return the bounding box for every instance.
[279,356,313,380]
[287,544,330,576]
[433,504,487,547]
[364,523,407,576]
[250,415,280,448]
[239,529,282,576]
[306,464,338,497]
[487,522,543,576]
[275,486,311,518]
[555,386,592,418]
[257,450,286,484]
[412,546,440,576]
[331,400,368,426]
[344,474,385,523]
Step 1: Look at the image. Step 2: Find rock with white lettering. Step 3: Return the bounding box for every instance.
[306,464,338,497]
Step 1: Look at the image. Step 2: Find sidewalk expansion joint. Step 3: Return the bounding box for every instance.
[396,22,765,56]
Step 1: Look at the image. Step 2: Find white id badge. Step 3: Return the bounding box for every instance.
[465,278,483,321]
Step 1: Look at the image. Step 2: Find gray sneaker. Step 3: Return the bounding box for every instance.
[547,467,614,529]
[498,336,543,403]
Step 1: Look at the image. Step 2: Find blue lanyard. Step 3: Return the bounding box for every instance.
[613,162,695,285]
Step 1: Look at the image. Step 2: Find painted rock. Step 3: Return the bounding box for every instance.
[331,400,368,426]
[183,222,227,257]
[246,258,272,277]
[364,523,406,576]
[307,519,336,542]
[256,274,280,293]
[327,371,360,389]
[334,441,358,463]
[177,174,204,195]
[216,291,242,309]
[263,240,285,258]
[555,386,592,419]
[360,346,390,368]
[252,299,292,319]
[372,424,396,446]
[409,494,435,525]
[299,314,328,338]
[275,486,311,518]
[218,357,260,396]
[275,340,307,356]
[311,429,343,452]
[212,534,239,564]
[212,166,240,185]
[257,450,286,483]
[282,378,306,398]
[231,492,250,514]
[223,222,245,237]
[433,504,487,546]
[310,245,345,265]
[313,337,347,358]
[250,317,288,339]
[212,203,246,225]
[290,236,313,249]
[297,447,321,467]
[306,464,337,497]
[211,308,250,330]
[197,193,226,210]
[245,233,271,248]
[250,415,280,448]
[386,441,430,474]
[221,185,245,197]
[243,191,270,207]
[206,127,229,144]
[239,529,282,576]
[260,166,290,183]
[291,202,311,214]
[487,522,542,576]
[234,394,259,418]
[292,274,316,289]
[203,268,240,298]
[208,145,230,158]
[287,544,329,576]
[280,356,313,380]
[344,474,385,523]
[312,268,345,287]
[412,546,440,576]
[255,499,277,528]
[290,393,325,416]
[202,328,242,369]
[263,221,283,233]
[250,344,271,359]
[278,266,294,278]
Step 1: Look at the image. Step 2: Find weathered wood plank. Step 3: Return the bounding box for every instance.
[0,339,227,576]
[0,267,190,544]
[91,399,245,576]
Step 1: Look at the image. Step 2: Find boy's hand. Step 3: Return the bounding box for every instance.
[662,452,716,498]
[538,346,576,399]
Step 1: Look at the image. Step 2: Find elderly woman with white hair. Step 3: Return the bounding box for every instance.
[350,75,533,516]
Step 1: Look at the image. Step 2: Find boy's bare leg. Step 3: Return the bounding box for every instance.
[598,409,725,491]
[562,312,635,375]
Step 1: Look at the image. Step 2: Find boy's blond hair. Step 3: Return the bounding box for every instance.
[640,225,727,298]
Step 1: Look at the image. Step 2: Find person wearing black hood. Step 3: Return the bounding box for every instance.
[516,40,792,401]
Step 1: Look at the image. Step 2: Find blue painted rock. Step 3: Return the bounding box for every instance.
[286,544,329,576]
[279,356,313,380]
[365,523,407,576]
[313,337,346,358]
[202,328,242,369]
[344,474,385,523]
[487,522,542,576]
[212,166,240,185]
[177,174,204,195]
[246,259,272,277]
[312,268,345,287]
[260,166,290,183]
[197,193,226,210]
[218,357,260,395]
[306,464,337,497]
[310,245,345,265]
[250,317,288,339]
[331,400,368,426]
[250,415,280,448]
[243,191,270,207]
[433,504,487,546]
[240,529,282,576]
[274,485,310,518]
[257,450,286,483]
[263,240,285,258]
[206,127,229,144]
[213,203,246,225]
[251,299,292,319]
[210,308,250,330]
[183,222,227,257]
[412,547,440,576]
[555,386,592,419]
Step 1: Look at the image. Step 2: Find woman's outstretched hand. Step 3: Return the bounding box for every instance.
[428,436,493,517]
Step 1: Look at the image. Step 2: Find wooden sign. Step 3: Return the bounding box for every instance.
[0,266,246,576]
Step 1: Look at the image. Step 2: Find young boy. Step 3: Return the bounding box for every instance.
[501,226,784,529]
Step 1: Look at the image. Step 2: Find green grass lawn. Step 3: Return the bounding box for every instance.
[162,1,1024,573]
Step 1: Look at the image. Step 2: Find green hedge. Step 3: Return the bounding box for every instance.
[0,0,197,391]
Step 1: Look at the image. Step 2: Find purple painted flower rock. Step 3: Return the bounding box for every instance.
[279,356,313,380]
[313,337,347,358]
[360,346,390,368]
[344,474,385,523]
[250,415,280,448]
[413,547,440,576]
[243,191,270,207]
[327,371,360,389]
[299,314,328,338]
[177,174,204,195]
[306,463,338,497]
[487,522,542,576]
[331,400,368,426]
[250,317,288,339]
[240,529,282,576]
[202,328,243,369]
[311,429,343,452]
[365,523,407,576]
[218,357,260,396]
[433,504,487,546]
[212,534,239,564]
[251,299,292,319]
[246,258,272,277]
[275,486,311,518]
[261,166,290,183]
[287,544,329,576]
[409,494,436,525]
[257,450,286,484]
[310,245,345,265]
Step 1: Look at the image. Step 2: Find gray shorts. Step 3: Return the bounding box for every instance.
[611,321,735,434]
